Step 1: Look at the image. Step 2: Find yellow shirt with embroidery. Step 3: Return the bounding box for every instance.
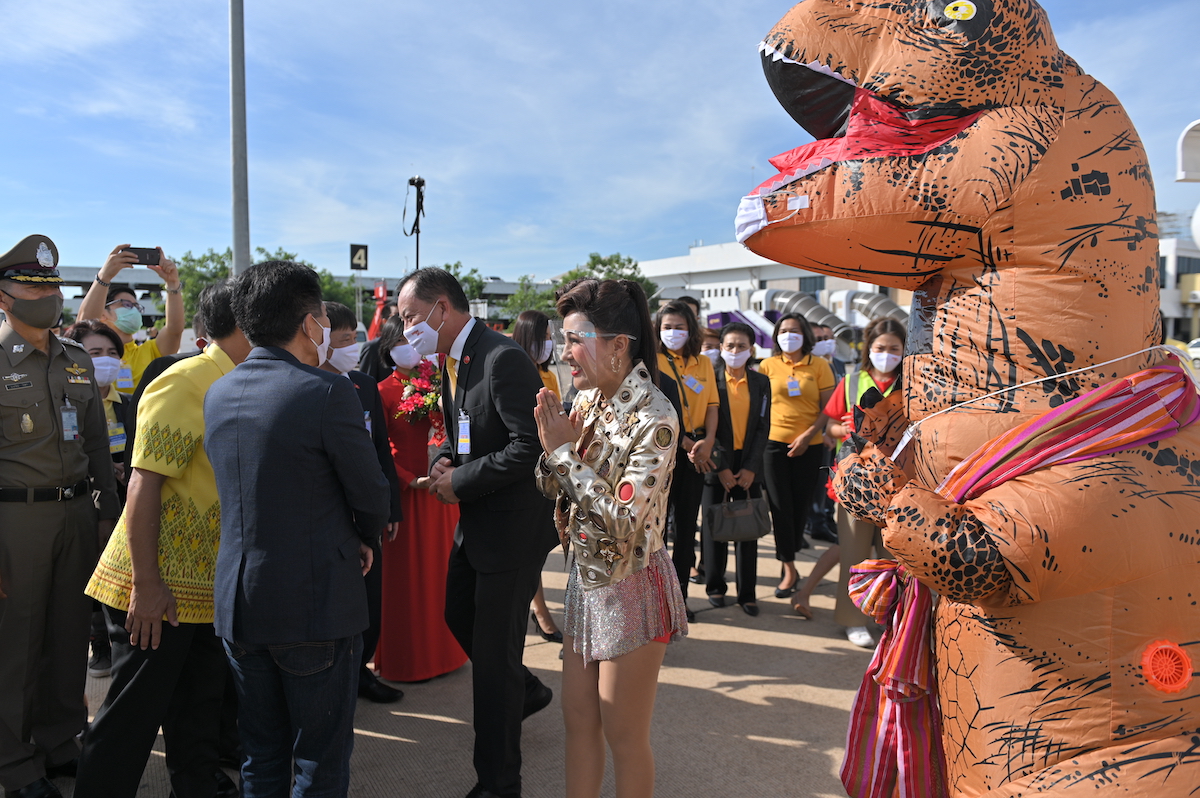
[759,354,835,445]
[540,367,561,400]
[725,370,750,452]
[87,343,235,623]
[102,390,126,455]
[115,338,162,395]
[657,351,719,433]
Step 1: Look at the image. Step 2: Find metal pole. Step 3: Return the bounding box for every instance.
[230,0,251,275]
[415,228,420,271]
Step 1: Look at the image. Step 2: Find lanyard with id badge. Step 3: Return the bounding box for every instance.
[61,393,80,442]
[457,410,471,455]
[116,364,135,391]
[683,375,704,395]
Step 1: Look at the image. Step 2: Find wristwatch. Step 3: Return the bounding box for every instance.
[165,283,183,295]
[94,275,112,287]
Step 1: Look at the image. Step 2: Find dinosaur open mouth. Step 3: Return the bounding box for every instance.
[760,42,857,141]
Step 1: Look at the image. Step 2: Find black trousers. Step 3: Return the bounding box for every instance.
[361,538,383,677]
[762,441,825,562]
[670,456,705,599]
[700,450,760,605]
[75,607,227,798]
[443,541,544,796]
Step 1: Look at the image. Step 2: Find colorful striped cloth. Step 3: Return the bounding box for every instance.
[937,363,1200,503]
[840,360,1199,798]
[842,561,947,798]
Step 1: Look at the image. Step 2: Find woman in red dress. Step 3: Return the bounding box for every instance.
[374,316,468,682]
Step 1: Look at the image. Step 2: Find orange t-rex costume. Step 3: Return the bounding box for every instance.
[738,1,1200,795]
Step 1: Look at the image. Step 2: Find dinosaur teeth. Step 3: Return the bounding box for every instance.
[758,41,857,87]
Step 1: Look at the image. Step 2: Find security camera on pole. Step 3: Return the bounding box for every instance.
[403,176,425,271]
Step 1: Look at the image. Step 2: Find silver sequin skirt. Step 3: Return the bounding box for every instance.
[563,546,688,665]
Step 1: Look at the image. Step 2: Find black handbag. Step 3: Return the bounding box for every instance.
[703,494,772,542]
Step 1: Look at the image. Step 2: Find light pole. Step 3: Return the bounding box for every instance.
[230,0,251,275]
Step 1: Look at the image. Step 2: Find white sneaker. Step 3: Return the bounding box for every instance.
[846,626,876,649]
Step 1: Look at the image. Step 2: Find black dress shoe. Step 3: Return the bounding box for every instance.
[741,602,760,617]
[809,526,839,544]
[358,673,403,703]
[522,681,553,720]
[465,785,520,798]
[6,778,63,798]
[707,594,726,608]
[43,759,77,779]
[685,607,696,623]
[529,612,563,644]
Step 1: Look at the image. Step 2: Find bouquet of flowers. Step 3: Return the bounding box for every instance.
[393,358,442,422]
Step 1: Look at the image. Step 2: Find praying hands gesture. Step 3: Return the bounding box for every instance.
[533,388,581,455]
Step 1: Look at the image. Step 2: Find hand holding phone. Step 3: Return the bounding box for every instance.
[123,247,161,266]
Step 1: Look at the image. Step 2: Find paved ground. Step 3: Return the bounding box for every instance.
[72,538,870,797]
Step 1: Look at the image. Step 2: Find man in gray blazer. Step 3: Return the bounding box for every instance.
[204,261,390,797]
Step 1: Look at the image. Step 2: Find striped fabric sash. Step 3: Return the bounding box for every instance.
[842,562,947,798]
[841,361,1199,798]
[937,363,1200,503]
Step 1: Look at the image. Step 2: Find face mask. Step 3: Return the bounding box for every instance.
[390,344,423,370]
[91,355,122,387]
[327,342,360,374]
[113,306,143,335]
[778,332,804,353]
[405,304,445,357]
[721,349,752,370]
[538,339,555,364]
[660,329,689,352]
[812,339,837,358]
[2,292,64,330]
[870,351,902,373]
[701,348,721,367]
[306,315,331,363]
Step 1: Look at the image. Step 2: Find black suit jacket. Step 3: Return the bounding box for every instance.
[434,322,556,572]
[205,347,391,645]
[707,364,771,484]
[357,338,388,383]
[347,369,403,523]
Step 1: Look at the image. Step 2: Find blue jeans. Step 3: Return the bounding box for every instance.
[223,636,360,798]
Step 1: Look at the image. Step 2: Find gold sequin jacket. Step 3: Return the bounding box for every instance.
[536,362,678,591]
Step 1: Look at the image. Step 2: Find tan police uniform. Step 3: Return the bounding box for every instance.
[0,235,120,793]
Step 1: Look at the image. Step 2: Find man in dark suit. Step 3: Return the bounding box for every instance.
[396,268,556,798]
[356,301,396,383]
[319,301,404,704]
[204,261,390,797]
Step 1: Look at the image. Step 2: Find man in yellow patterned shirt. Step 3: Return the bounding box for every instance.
[76,281,251,798]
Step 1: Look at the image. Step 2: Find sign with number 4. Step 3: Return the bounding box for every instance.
[350,244,368,271]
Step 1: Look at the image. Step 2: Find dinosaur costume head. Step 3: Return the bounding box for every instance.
[740,3,1200,797]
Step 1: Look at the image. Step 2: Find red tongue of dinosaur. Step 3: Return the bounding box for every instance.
[754,88,982,194]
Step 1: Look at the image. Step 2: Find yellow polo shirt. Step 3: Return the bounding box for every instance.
[540,367,561,400]
[759,353,835,445]
[658,351,719,434]
[725,370,750,452]
[115,339,162,395]
[87,343,235,623]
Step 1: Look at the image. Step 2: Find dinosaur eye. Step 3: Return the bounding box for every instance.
[943,0,976,19]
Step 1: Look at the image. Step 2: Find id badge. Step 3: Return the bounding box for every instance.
[684,375,703,394]
[108,421,127,453]
[457,411,471,455]
[61,405,79,441]
[116,366,134,391]
[787,377,801,397]
[363,410,372,436]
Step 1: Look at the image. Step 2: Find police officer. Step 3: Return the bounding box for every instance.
[0,235,120,798]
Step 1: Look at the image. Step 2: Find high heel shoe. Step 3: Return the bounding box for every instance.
[530,611,563,644]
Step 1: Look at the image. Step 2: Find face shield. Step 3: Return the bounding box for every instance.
[558,314,638,388]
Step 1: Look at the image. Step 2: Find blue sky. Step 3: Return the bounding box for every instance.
[1,0,1197,281]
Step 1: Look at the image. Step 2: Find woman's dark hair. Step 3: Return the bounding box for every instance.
[63,319,124,358]
[555,279,659,385]
[654,301,701,360]
[861,318,907,381]
[195,279,237,340]
[771,312,814,357]
[378,315,408,369]
[232,261,323,348]
[720,322,757,348]
[512,310,551,372]
[105,285,137,305]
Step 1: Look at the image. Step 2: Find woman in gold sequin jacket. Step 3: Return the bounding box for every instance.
[533,278,687,798]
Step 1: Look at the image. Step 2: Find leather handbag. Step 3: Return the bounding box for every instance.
[704,494,772,542]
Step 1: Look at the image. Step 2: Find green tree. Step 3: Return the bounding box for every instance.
[558,252,657,300]
[501,275,558,320]
[442,261,484,300]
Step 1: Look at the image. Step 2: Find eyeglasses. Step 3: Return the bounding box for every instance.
[106,299,145,313]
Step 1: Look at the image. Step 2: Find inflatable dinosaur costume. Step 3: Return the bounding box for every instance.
[737,1,1200,795]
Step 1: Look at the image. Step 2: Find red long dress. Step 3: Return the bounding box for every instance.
[375,369,467,682]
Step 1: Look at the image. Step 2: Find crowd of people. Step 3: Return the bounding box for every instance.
[0,234,903,798]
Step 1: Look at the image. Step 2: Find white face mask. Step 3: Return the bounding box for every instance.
[538,339,555,364]
[721,349,752,370]
[812,339,837,358]
[777,332,804,353]
[701,348,721,367]
[660,329,689,352]
[390,344,423,370]
[404,304,445,357]
[870,351,902,373]
[91,355,122,387]
[307,316,331,364]
[327,342,360,374]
